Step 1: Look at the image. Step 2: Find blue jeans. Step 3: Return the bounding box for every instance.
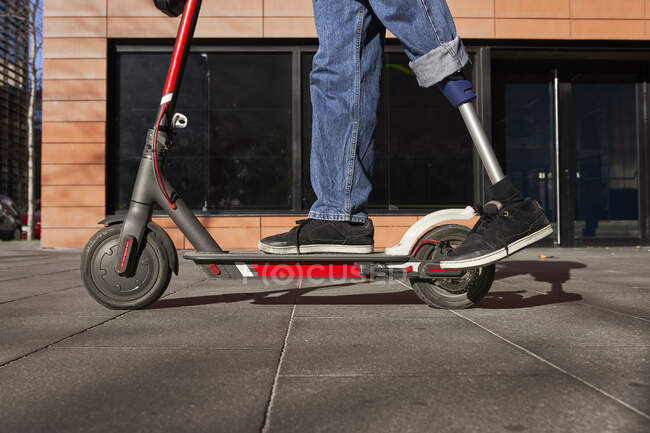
[308,0,470,222]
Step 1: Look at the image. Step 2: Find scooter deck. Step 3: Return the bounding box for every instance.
[183,251,462,280]
[184,251,412,264]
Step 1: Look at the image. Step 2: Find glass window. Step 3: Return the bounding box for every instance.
[301,51,474,212]
[572,75,639,238]
[113,46,477,215]
[492,62,558,234]
[113,51,293,212]
[492,52,642,243]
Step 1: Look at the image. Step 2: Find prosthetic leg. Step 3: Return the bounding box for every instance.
[435,77,554,269]
[437,78,504,184]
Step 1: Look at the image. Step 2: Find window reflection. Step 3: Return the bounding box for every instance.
[114,52,292,212]
[492,55,641,241]
[301,51,473,211]
[492,62,558,234]
[573,80,639,238]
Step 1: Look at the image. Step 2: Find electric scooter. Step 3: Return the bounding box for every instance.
[81,0,509,310]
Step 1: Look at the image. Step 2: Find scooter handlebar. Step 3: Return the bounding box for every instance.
[153,0,186,17]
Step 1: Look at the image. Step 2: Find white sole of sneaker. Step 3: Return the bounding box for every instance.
[439,224,554,269]
[258,242,373,255]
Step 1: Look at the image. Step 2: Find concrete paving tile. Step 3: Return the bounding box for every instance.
[160,276,282,297]
[0,256,80,272]
[495,248,650,283]
[521,345,650,414]
[171,278,445,318]
[0,261,80,282]
[458,303,650,347]
[149,278,302,310]
[267,375,650,433]
[59,303,292,349]
[568,290,650,321]
[0,285,120,319]
[0,275,218,364]
[157,272,207,294]
[0,317,116,365]
[282,316,555,376]
[449,305,650,420]
[0,246,79,258]
[476,285,585,311]
[0,347,278,433]
[291,280,442,318]
[0,288,121,364]
[293,299,440,319]
[1,243,648,432]
[487,258,650,319]
[501,283,650,321]
[0,269,82,303]
[494,268,650,294]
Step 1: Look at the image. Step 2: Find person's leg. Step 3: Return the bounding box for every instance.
[259,0,383,254]
[367,0,470,87]
[368,0,552,266]
[308,0,385,223]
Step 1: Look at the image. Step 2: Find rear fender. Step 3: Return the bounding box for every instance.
[384,206,478,256]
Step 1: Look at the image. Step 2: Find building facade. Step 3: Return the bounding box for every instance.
[42,0,650,249]
[1,0,29,211]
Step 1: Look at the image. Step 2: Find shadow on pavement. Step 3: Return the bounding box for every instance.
[476,260,586,309]
[150,260,586,310]
[149,282,424,309]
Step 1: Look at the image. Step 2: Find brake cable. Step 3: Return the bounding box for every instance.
[152,103,177,210]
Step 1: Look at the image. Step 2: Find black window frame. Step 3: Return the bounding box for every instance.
[107,39,650,246]
[107,40,482,217]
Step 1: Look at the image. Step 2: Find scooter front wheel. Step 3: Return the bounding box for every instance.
[409,225,495,309]
[81,224,171,310]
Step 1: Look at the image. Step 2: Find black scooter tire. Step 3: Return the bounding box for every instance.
[81,224,171,310]
[409,225,495,309]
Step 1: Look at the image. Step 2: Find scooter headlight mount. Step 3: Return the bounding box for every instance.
[171,112,188,129]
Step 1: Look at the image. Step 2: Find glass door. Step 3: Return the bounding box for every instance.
[570,67,641,240]
[492,53,644,245]
[492,60,559,243]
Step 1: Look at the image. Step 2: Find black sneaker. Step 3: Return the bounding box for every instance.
[258,219,374,254]
[440,198,553,269]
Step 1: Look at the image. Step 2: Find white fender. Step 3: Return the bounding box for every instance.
[384,206,477,256]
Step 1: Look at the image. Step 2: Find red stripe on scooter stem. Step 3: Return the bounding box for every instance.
[163,0,197,95]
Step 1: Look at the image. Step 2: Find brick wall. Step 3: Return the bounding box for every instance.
[41,0,650,249]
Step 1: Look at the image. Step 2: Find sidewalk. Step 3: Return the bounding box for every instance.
[0,241,648,433]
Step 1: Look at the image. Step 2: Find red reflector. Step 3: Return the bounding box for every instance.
[428,268,459,273]
[209,264,220,275]
[405,266,413,273]
[119,238,131,271]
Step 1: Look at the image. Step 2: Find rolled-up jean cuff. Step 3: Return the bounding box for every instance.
[307,211,368,223]
[408,36,470,88]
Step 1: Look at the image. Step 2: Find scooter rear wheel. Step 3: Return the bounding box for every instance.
[409,224,494,309]
[81,224,171,310]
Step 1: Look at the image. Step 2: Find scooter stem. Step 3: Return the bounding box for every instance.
[458,102,505,184]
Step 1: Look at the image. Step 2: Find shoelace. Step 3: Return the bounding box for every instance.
[471,201,503,235]
[294,219,311,254]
